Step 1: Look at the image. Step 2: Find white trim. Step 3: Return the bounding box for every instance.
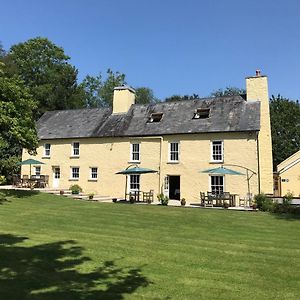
[70,166,80,180]
[43,143,51,157]
[71,141,80,157]
[168,141,180,163]
[278,158,300,175]
[89,167,98,180]
[130,142,141,163]
[210,140,224,163]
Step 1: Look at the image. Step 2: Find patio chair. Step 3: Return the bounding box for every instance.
[143,190,154,203]
[44,175,49,187]
[38,175,46,188]
[12,174,22,187]
[205,192,214,207]
[21,175,29,188]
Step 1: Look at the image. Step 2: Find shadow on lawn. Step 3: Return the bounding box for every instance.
[0,234,150,300]
[0,189,40,198]
[272,213,300,221]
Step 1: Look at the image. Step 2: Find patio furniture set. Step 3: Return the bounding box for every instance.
[125,190,154,203]
[12,174,49,189]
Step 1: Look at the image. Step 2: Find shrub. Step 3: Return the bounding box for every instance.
[0,175,6,185]
[70,184,82,195]
[254,193,273,212]
[157,193,169,206]
[181,198,186,206]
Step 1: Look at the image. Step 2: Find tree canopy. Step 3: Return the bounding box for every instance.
[0,63,38,182]
[210,87,246,97]
[270,95,300,167]
[1,37,84,118]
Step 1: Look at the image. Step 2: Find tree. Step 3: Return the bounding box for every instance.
[80,70,157,107]
[165,94,199,102]
[0,64,38,182]
[135,87,158,104]
[210,87,246,97]
[270,95,300,167]
[3,37,84,118]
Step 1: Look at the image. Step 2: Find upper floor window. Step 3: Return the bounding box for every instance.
[211,140,223,162]
[44,143,51,157]
[193,108,210,119]
[72,142,80,156]
[169,142,179,162]
[71,167,80,179]
[131,143,140,162]
[90,167,98,180]
[148,112,163,123]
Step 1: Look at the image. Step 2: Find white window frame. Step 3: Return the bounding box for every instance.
[210,175,225,195]
[129,174,140,192]
[34,166,41,178]
[43,143,51,157]
[71,142,80,157]
[169,141,179,163]
[211,140,224,162]
[89,167,98,180]
[130,143,140,162]
[70,167,80,180]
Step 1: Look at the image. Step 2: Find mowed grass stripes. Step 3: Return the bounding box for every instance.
[0,190,299,299]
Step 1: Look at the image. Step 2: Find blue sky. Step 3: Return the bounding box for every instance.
[1,0,300,100]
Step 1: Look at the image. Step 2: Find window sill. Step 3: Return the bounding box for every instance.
[42,156,51,159]
[167,161,179,164]
[209,161,224,164]
[69,178,79,181]
[70,156,80,159]
[88,179,98,182]
[128,161,140,164]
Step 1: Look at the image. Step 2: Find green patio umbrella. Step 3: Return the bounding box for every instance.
[18,158,45,177]
[201,166,244,175]
[116,165,157,199]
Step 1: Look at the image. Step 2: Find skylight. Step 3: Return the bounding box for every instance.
[193,108,210,119]
[148,112,163,123]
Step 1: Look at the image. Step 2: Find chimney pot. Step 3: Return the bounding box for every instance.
[256,69,261,76]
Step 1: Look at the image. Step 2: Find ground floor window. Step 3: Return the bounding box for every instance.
[210,175,224,194]
[130,175,140,191]
[54,167,60,179]
[34,166,41,178]
[90,167,98,179]
[71,167,80,179]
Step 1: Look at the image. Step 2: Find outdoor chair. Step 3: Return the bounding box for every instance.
[12,174,22,187]
[21,175,29,188]
[143,190,154,203]
[202,192,213,207]
[38,175,46,188]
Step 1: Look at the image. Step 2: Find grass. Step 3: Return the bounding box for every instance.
[0,190,299,299]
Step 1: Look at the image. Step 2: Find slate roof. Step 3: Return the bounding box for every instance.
[37,95,260,140]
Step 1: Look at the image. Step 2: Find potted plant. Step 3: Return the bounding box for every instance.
[88,193,94,200]
[60,190,64,195]
[112,198,117,203]
[252,203,257,210]
[223,202,229,209]
[129,196,135,204]
[181,198,186,206]
[70,184,82,195]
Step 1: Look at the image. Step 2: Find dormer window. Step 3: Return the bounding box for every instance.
[149,112,163,123]
[193,108,210,119]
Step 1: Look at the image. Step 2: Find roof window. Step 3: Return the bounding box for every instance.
[149,112,163,123]
[193,108,210,119]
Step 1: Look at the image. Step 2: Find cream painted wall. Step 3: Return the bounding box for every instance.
[277,150,300,196]
[22,132,259,203]
[246,75,273,194]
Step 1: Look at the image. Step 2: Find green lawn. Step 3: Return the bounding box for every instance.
[0,190,299,299]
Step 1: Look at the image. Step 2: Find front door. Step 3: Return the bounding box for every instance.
[169,176,180,200]
[53,167,60,188]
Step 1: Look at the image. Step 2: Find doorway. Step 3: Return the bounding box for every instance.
[169,176,180,200]
[52,167,60,188]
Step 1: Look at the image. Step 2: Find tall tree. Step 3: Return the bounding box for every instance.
[3,37,84,118]
[270,95,300,167]
[135,87,158,104]
[0,63,38,182]
[210,87,246,97]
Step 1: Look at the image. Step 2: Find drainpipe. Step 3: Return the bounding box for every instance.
[133,136,163,194]
[256,131,261,194]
